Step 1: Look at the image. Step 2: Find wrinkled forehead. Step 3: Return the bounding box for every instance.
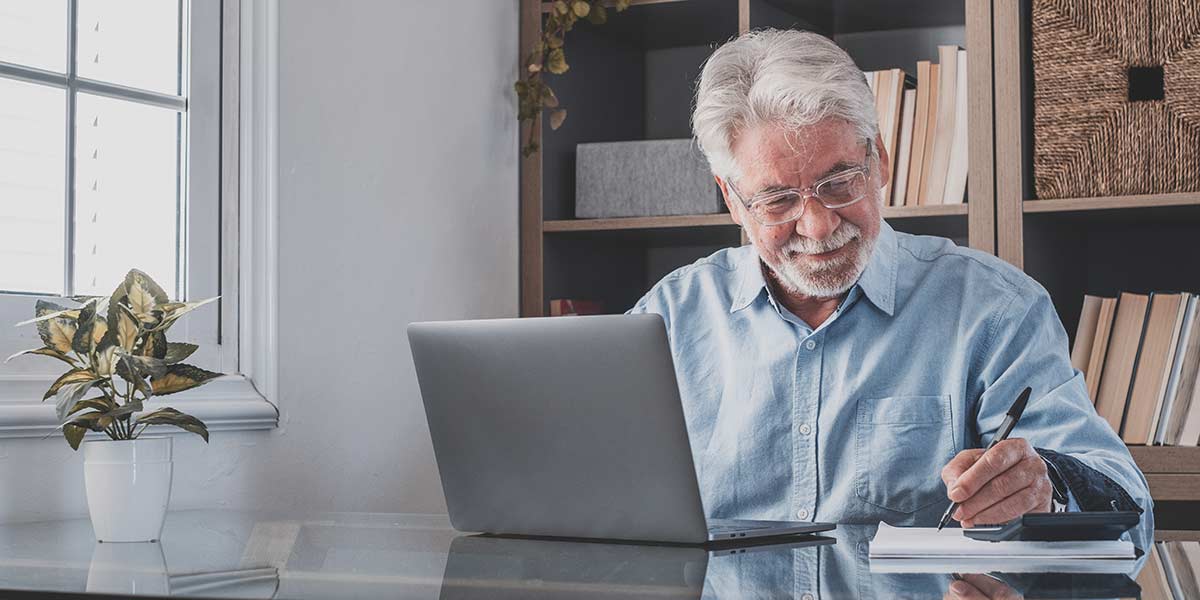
[730,119,868,192]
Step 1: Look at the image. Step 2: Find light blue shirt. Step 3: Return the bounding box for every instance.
[628,221,1153,545]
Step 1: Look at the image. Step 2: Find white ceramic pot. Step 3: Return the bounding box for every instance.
[83,437,173,543]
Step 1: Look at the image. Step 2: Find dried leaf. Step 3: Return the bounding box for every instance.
[615,0,631,10]
[550,108,568,130]
[150,363,223,396]
[542,86,559,108]
[554,0,568,15]
[572,1,590,17]
[587,4,607,24]
[547,49,568,75]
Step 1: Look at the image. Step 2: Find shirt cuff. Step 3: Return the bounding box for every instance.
[1034,448,1144,514]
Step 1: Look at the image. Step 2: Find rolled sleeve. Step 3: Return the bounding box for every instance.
[972,286,1154,548]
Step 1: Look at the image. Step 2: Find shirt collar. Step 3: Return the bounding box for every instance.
[729,220,897,316]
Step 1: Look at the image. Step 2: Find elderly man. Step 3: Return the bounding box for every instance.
[628,29,1152,540]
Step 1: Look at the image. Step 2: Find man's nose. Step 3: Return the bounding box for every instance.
[793,200,841,241]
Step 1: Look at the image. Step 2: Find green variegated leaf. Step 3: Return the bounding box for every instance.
[63,422,87,450]
[113,304,140,351]
[44,368,99,401]
[67,397,113,418]
[117,351,167,378]
[95,345,119,377]
[141,330,167,359]
[71,302,97,355]
[155,297,219,332]
[163,343,198,364]
[114,357,154,398]
[135,407,209,442]
[5,346,74,365]
[55,379,99,421]
[150,363,223,396]
[123,269,168,318]
[32,301,77,354]
[106,400,143,419]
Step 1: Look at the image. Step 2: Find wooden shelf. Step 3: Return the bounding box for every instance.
[1023,192,1200,214]
[882,203,969,218]
[1157,530,1200,542]
[543,204,967,234]
[1128,446,1200,474]
[543,213,735,232]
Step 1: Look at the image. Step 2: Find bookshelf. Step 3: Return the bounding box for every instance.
[520,0,996,317]
[518,0,1196,516]
[992,0,1200,514]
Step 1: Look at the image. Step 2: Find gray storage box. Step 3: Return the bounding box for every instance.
[575,139,724,219]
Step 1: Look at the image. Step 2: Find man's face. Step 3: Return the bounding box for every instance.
[717,119,888,299]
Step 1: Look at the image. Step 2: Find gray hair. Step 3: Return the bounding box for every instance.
[691,28,878,184]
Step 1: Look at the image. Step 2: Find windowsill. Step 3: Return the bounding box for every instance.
[0,375,278,438]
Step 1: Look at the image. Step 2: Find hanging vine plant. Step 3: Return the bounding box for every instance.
[516,0,632,157]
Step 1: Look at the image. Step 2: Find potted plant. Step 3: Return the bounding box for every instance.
[7,269,222,543]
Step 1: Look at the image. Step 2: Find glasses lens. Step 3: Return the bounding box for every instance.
[815,170,867,206]
[750,191,806,224]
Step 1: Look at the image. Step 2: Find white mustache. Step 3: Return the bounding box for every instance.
[782,222,861,256]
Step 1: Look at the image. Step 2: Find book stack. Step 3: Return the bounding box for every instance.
[1138,541,1200,600]
[865,45,969,207]
[1071,292,1200,445]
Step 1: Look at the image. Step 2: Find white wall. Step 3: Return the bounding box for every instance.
[0,0,519,521]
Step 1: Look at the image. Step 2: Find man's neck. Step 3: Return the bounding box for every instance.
[764,267,846,330]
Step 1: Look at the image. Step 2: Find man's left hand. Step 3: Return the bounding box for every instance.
[940,438,1053,527]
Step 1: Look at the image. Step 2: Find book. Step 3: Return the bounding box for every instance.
[1086,296,1118,404]
[891,89,917,207]
[1156,293,1197,444]
[924,45,959,205]
[1137,542,1174,600]
[916,62,941,205]
[905,61,933,207]
[1071,295,1104,376]
[549,299,604,316]
[1123,292,1186,444]
[941,48,969,204]
[1165,541,1200,600]
[1177,541,1200,598]
[1164,297,1200,444]
[881,68,905,203]
[1094,292,1150,434]
[1177,348,1200,444]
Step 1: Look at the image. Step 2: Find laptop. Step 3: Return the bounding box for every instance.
[439,533,835,598]
[407,313,834,544]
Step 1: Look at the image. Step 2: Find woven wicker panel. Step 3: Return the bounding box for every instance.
[1032,0,1200,200]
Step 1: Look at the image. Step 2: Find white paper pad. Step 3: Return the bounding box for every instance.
[869,523,1137,561]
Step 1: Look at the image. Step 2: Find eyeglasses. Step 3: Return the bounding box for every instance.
[727,164,872,226]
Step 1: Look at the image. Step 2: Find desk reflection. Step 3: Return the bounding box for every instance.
[438,524,1144,599]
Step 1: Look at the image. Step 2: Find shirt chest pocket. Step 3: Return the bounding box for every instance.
[854,395,956,514]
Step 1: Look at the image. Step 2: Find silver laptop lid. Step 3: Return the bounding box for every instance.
[408,314,709,544]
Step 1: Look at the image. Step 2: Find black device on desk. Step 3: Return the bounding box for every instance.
[963,511,1141,542]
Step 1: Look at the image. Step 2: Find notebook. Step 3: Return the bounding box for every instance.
[869,523,1137,561]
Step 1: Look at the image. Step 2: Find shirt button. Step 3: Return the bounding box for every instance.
[799,423,812,435]
[804,340,816,350]
[797,508,810,520]
[801,594,815,600]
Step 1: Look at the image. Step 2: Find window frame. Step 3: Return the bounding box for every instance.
[0,0,278,437]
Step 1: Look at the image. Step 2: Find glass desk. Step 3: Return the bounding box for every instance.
[0,510,1148,599]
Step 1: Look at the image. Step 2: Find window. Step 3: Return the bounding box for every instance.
[0,0,278,435]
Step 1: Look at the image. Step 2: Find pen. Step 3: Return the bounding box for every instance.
[936,386,1033,531]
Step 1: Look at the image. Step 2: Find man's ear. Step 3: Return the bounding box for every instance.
[714,175,744,227]
[874,133,891,192]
